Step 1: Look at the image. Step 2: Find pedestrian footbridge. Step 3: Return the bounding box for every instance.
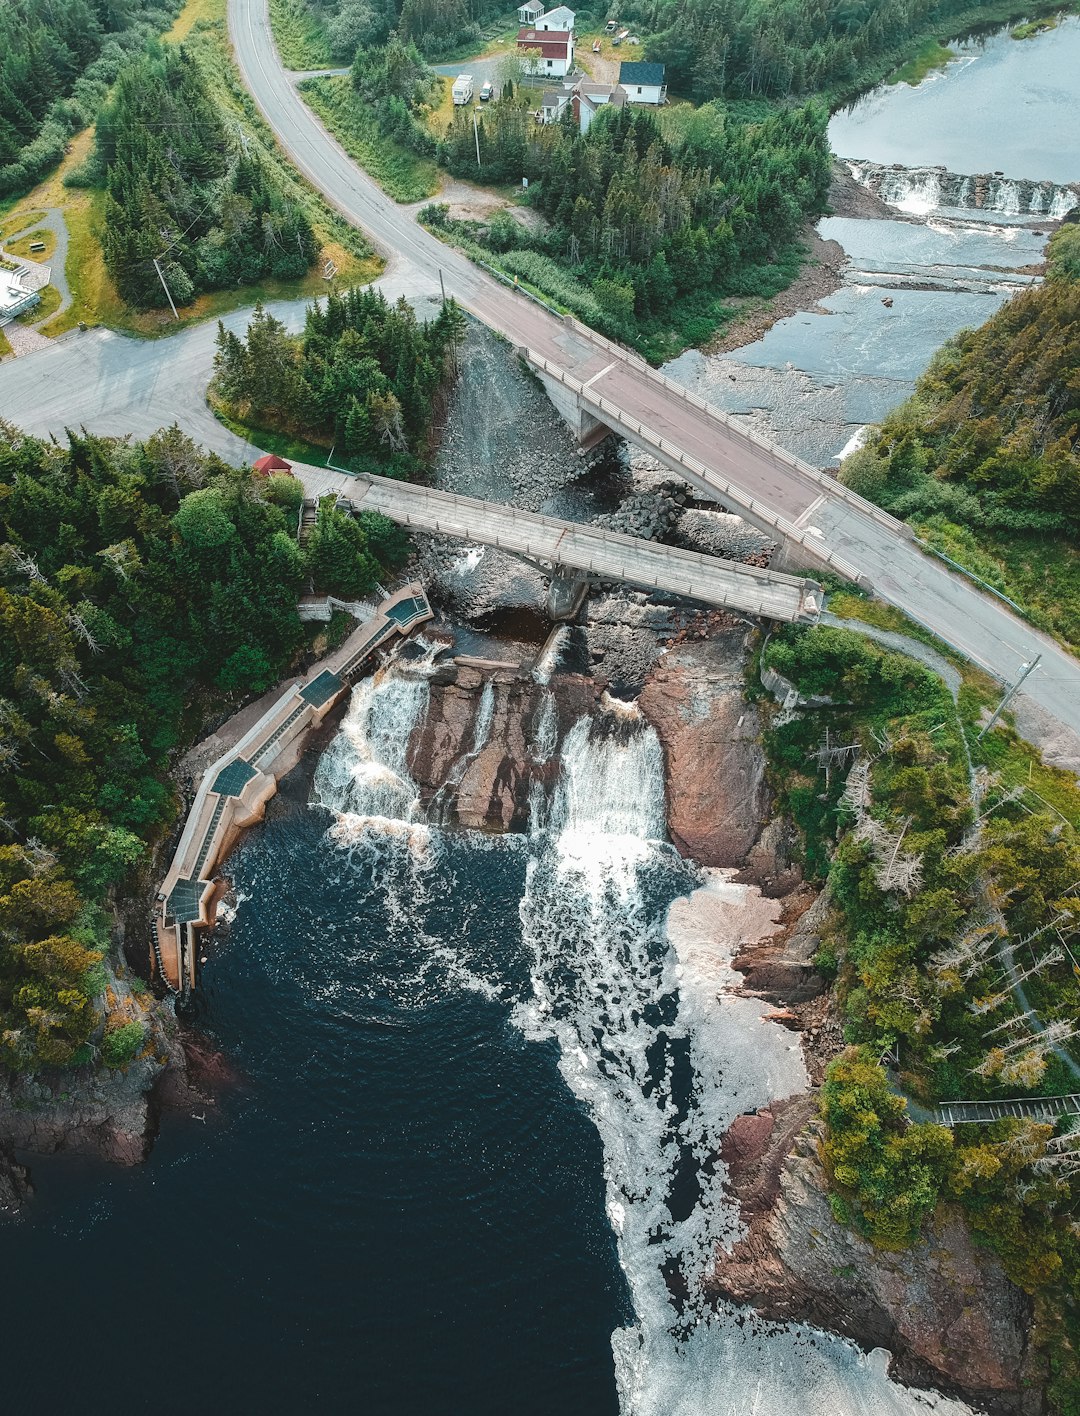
[298,467,824,626]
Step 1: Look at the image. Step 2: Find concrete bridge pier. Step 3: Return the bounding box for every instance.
[533,367,610,448]
[547,568,590,621]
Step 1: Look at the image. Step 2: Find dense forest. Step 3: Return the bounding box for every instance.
[842,223,1080,647]
[626,0,1063,101]
[425,98,830,355]
[90,44,319,309]
[761,621,1080,1408]
[0,0,178,197]
[0,421,409,1072]
[274,0,534,64]
[213,288,466,468]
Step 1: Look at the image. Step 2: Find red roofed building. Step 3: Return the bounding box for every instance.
[517,25,574,77]
[252,453,293,477]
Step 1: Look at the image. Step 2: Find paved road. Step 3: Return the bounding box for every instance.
[1,0,1078,745]
[299,461,822,622]
[225,0,1080,748]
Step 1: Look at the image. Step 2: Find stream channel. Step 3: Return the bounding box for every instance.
[4,18,1078,1416]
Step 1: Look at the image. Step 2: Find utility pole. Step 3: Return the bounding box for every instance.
[153,257,180,321]
[980,654,1041,738]
[473,110,481,171]
[439,268,446,306]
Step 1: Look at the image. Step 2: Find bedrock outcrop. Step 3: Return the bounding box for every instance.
[407,663,597,831]
[711,1102,1041,1415]
[638,627,795,878]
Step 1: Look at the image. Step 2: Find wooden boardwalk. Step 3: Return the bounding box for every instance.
[936,1094,1080,1126]
[152,585,432,993]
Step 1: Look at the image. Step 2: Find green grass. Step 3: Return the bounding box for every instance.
[913,516,1080,654]
[299,76,440,203]
[1011,14,1060,37]
[826,589,969,667]
[210,394,341,469]
[0,326,11,360]
[267,0,332,70]
[5,226,57,261]
[16,283,62,324]
[888,39,955,85]
[0,209,47,242]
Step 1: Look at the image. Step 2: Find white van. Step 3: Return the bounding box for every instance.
[452,74,474,105]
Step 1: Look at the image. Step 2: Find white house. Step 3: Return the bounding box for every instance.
[536,4,574,29]
[517,0,544,23]
[0,251,49,326]
[618,60,667,105]
[517,26,574,77]
[572,79,626,133]
[539,88,569,123]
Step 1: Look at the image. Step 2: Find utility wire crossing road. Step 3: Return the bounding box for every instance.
[227,0,1080,747]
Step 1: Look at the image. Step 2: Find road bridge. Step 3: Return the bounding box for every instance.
[296,463,824,624]
[225,0,1080,749]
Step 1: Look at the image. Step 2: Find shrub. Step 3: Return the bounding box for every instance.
[101,1019,145,1068]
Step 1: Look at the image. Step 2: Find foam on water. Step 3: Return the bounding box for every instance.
[311,676,974,1413]
[516,718,975,1416]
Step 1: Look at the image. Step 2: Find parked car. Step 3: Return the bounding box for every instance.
[479,80,494,101]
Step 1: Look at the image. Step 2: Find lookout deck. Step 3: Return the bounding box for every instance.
[152,584,432,994]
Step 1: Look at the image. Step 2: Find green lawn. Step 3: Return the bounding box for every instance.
[300,76,440,203]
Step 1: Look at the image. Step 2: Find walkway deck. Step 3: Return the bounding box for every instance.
[298,468,824,624]
[152,584,432,993]
[937,1094,1080,1126]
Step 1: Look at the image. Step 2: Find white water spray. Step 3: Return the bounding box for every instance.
[516,714,974,1416]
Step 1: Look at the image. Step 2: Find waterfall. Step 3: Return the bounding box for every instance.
[516,714,974,1415]
[313,670,430,835]
[532,624,568,684]
[846,157,1079,219]
[878,167,942,216]
[530,688,558,763]
[989,178,1021,215]
[470,680,496,756]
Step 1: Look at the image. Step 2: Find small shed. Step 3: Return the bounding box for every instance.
[536,4,575,29]
[517,0,545,22]
[252,453,293,477]
[618,60,667,104]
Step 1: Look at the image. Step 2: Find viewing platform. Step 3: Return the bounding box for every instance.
[152,584,432,994]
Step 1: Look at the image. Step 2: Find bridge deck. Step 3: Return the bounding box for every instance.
[298,463,823,624]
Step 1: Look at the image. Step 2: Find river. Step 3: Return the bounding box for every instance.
[5,20,1078,1416]
[666,18,1079,468]
[2,656,974,1414]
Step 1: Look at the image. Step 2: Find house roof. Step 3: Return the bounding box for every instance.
[541,89,567,108]
[517,27,573,56]
[252,453,292,474]
[618,60,665,86]
[539,4,575,24]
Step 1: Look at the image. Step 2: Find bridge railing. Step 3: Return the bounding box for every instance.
[548,316,916,543]
[523,351,871,590]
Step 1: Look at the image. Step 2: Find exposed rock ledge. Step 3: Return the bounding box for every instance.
[712,1099,1043,1414]
[408,663,598,831]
